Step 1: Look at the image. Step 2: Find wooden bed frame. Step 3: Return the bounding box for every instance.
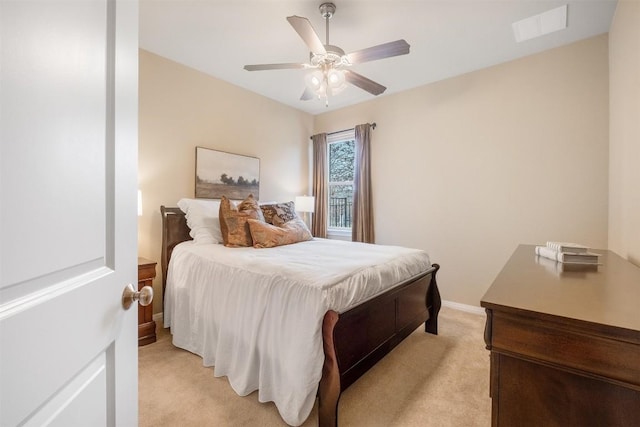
[160,206,441,427]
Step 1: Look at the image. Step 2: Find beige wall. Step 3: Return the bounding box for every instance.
[138,50,314,307]
[139,31,624,309]
[609,1,640,266]
[314,35,610,306]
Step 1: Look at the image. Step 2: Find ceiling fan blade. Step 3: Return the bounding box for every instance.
[344,70,387,96]
[286,16,327,55]
[346,39,410,64]
[244,63,307,71]
[300,87,316,101]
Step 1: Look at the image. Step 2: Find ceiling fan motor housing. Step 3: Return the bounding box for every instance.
[310,44,348,68]
[319,3,336,19]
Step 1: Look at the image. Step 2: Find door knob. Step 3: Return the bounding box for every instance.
[122,283,154,310]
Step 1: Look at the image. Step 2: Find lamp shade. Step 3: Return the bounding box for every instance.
[326,68,346,94]
[295,196,315,213]
[304,70,325,95]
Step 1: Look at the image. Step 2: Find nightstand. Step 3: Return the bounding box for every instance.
[137,257,157,346]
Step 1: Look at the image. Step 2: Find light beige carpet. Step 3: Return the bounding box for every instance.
[139,306,490,426]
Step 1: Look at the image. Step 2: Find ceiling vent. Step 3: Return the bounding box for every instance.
[512,5,568,43]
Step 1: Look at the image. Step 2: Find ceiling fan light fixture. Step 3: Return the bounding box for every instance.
[327,68,344,85]
[327,68,347,94]
[305,70,325,93]
[305,67,346,102]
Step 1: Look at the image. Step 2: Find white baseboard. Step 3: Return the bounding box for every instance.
[442,300,485,316]
[153,312,164,324]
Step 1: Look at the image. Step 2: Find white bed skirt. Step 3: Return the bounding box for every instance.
[164,238,431,426]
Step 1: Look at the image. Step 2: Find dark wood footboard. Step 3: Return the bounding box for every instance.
[318,264,441,427]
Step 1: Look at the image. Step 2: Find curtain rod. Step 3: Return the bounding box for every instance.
[309,122,376,140]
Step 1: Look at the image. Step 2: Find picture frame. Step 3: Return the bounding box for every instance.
[195,147,260,200]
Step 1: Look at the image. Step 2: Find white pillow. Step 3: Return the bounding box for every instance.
[177,198,222,244]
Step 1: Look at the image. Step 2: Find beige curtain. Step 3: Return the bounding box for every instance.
[352,124,374,243]
[311,133,328,238]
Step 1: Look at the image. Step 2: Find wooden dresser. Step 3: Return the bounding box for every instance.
[137,257,157,346]
[481,245,640,426]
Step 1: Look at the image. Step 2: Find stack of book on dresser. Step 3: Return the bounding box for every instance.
[535,241,600,265]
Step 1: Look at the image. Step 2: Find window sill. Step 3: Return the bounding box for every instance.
[327,228,352,241]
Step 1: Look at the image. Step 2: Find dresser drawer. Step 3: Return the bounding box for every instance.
[494,353,640,427]
[490,310,640,388]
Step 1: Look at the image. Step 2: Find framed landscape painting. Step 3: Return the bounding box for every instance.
[195,147,260,200]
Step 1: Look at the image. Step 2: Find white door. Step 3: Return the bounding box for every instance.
[0,0,139,425]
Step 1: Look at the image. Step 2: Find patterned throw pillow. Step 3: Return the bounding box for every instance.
[260,201,298,226]
[247,217,312,248]
[219,194,265,247]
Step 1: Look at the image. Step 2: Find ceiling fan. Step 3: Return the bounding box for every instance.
[243,2,410,106]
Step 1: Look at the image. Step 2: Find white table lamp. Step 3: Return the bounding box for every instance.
[295,195,315,213]
[295,195,315,229]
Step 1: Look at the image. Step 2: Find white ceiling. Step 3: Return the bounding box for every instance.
[139,0,617,115]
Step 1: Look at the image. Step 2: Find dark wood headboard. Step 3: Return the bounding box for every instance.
[160,206,192,300]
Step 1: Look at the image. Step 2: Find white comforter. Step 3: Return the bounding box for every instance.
[164,238,431,426]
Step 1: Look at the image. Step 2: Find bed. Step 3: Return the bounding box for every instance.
[160,205,441,426]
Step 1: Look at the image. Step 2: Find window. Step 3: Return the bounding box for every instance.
[328,129,355,232]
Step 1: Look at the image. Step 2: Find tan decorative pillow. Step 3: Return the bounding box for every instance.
[247,217,313,248]
[219,194,265,247]
[260,201,298,226]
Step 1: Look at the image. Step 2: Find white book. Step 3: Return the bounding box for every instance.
[545,241,589,254]
[535,245,600,264]
[535,253,598,275]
